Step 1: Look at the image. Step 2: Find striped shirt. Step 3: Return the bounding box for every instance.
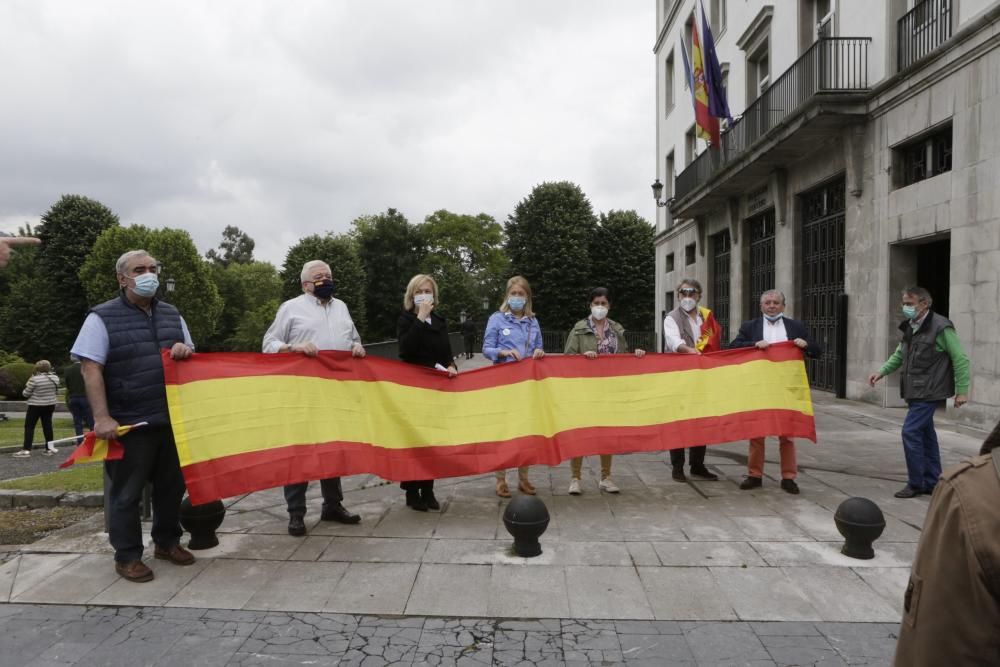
[23,372,60,406]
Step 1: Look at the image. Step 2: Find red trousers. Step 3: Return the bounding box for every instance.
[748,436,797,480]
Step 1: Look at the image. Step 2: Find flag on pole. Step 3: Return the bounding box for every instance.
[162,347,816,504]
[679,36,697,111]
[691,17,720,146]
[699,0,733,124]
[59,422,147,468]
[696,306,723,353]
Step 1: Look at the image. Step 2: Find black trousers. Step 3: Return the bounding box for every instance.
[284,477,343,518]
[105,425,186,563]
[670,446,707,469]
[23,404,55,450]
[401,480,434,493]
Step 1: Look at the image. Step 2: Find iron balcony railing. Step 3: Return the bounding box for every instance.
[898,0,952,71]
[674,37,871,203]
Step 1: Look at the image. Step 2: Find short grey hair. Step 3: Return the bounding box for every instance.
[677,278,702,293]
[116,250,152,275]
[902,286,933,305]
[300,260,331,283]
[760,289,785,304]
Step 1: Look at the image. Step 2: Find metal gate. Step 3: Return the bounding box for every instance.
[800,178,845,392]
[711,230,731,346]
[747,209,776,316]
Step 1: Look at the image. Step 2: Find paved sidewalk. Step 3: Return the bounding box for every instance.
[0,604,901,666]
[0,362,989,664]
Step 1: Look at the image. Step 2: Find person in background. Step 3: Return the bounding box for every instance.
[868,286,969,499]
[397,274,458,512]
[262,259,364,537]
[0,234,40,268]
[63,358,94,439]
[483,275,545,497]
[461,314,476,359]
[14,360,60,458]
[729,289,821,494]
[662,278,722,482]
[564,287,645,495]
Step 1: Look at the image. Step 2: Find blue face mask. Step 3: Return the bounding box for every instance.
[131,272,159,298]
[507,296,526,312]
[902,305,918,320]
[764,313,782,322]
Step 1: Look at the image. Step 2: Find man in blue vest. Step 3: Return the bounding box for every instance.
[71,250,196,583]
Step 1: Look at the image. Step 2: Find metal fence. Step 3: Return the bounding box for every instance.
[674,37,871,202]
[898,0,952,71]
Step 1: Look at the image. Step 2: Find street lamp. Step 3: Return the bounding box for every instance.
[481,296,489,311]
[651,179,669,208]
[166,277,176,293]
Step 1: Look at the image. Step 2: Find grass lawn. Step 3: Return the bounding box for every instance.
[0,464,103,492]
[0,417,77,448]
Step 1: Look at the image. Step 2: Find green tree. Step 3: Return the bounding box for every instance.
[79,226,224,344]
[280,233,368,339]
[206,225,255,267]
[11,196,120,362]
[419,210,509,326]
[589,210,655,331]
[0,244,47,361]
[203,261,283,351]
[505,182,598,333]
[352,209,425,341]
[227,299,282,352]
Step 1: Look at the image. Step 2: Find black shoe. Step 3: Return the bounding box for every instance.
[288,515,306,537]
[422,489,440,511]
[321,503,361,524]
[672,468,687,482]
[739,476,763,490]
[406,489,428,512]
[894,484,921,499]
[689,466,719,481]
[780,479,800,495]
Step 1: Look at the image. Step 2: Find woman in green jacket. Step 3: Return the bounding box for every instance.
[563,287,645,495]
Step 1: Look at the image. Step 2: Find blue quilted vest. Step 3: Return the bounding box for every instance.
[91,292,185,426]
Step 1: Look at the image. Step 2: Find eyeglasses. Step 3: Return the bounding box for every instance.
[678,288,699,296]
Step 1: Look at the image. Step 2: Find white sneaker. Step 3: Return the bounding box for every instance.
[43,445,57,456]
[599,478,620,493]
[568,479,582,495]
[12,450,30,458]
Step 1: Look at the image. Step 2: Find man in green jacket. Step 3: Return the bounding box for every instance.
[868,286,969,498]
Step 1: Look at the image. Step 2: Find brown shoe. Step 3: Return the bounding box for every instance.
[154,543,196,566]
[518,479,536,495]
[115,559,154,583]
[496,479,511,498]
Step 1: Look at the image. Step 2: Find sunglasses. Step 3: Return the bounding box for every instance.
[678,288,700,295]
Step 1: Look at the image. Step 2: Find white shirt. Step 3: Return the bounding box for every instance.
[763,316,788,344]
[663,310,702,353]
[262,293,362,353]
[71,312,195,366]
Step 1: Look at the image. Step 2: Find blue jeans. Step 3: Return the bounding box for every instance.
[901,400,943,491]
[105,426,186,563]
[68,396,94,437]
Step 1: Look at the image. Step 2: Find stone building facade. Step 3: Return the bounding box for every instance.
[654,0,1000,427]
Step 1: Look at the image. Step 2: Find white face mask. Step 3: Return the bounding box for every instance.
[590,306,608,321]
[680,297,697,312]
[413,293,433,306]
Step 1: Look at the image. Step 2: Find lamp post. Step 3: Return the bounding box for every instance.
[166,277,176,293]
[651,179,669,208]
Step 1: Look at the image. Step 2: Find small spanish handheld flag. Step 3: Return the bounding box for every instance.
[59,422,147,469]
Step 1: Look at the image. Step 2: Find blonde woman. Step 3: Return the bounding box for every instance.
[482,275,545,497]
[398,274,457,511]
[14,360,60,458]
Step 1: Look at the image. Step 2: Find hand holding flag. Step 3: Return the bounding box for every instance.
[59,422,148,469]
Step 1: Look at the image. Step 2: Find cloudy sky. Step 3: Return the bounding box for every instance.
[0,1,655,265]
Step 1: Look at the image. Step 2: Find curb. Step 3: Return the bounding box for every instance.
[0,489,103,510]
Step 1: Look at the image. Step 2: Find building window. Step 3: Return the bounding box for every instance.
[720,63,730,129]
[683,13,695,89]
[747,41,770,99]
[685,243,696,265]
[894,122,953,188]
[665,151,675,199]
[666,253,675,273]
[665,292,674,313]
[711,0,727,35]
[815,0,834,38]
[665,51,675,113]
[685,125,697,165]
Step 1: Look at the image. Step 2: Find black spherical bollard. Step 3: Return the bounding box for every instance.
[179,497,226,550]
[502,495,550,558]
[834,497,886,560]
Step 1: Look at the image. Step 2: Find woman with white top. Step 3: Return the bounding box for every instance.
[14,360,61,457]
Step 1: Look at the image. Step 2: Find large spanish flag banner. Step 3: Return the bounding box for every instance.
[163,343,815,504]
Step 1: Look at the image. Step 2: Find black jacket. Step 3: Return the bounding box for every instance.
[729,315,822,358]
[397,311,454,369]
